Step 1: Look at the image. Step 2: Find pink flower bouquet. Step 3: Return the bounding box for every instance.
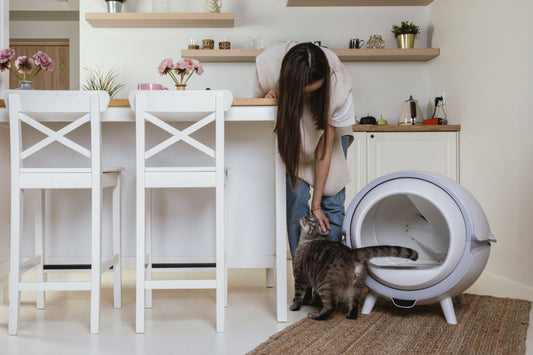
[0,48,54,82]
[158,58,203,87]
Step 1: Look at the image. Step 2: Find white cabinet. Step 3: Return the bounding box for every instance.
[346,130,460,203]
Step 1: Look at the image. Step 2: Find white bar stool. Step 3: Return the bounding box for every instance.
[5,90,122,335]
[129,90,232,333]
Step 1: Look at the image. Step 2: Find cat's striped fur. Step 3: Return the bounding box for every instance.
[290,216,418,320]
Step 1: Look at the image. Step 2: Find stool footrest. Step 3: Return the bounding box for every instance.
[145,279,216,290]
[19,281,91,291]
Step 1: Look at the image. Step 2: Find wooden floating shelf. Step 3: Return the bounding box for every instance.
[335,48,439,61]
[85,12,235,28]
[286,0,433,5]
[181,48,439,62]
[181,49,265,62]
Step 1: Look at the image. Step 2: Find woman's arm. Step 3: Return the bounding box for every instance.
[311,124,336,233]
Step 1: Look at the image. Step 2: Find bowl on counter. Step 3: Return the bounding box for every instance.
[360,114,377,125]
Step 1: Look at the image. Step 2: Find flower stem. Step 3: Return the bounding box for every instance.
[167,70,180,85]
[28,67,41,81]
[183,69,197,84]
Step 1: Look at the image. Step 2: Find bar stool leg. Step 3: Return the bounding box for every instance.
[145,189,152,309]
[112,177,122,309]
[8,190,23,335]
[215,177,225,332]
[35,190,46,310]
[90,187,102,334]
[136,184,146,333]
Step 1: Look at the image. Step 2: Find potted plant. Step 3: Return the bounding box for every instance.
[391,21,420,49]
[82,66,125,98]
[105,0,125,13]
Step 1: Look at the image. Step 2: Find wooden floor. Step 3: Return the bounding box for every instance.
[0,266,531,354]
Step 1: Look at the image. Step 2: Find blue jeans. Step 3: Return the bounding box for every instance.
[286,135,350,259]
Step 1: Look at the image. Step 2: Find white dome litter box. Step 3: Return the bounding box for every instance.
[343,171,496,324]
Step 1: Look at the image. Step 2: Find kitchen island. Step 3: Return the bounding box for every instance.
[0,97,288,322]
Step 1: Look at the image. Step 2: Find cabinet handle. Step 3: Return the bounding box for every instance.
[370,134,374,139]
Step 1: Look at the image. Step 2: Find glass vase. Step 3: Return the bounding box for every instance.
[175,84,187,90]
[19,81,33,90]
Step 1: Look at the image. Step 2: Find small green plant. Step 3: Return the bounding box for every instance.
[82,66,125,98]
[391,21,420,37]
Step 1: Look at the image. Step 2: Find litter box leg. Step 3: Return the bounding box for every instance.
[361,292,378,315]
[440,297,457,325]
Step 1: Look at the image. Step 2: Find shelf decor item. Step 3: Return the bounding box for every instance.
[365,35,385,49]
[82,66,125,98]
[206,0,222,13]
[0,48,54,89]
[105,0,125,13]
[391,21,420,49]
[158,57,204,90]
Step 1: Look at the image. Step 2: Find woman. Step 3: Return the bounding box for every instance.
[253,42,355,259]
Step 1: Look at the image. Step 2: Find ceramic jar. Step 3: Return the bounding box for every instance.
[365,35,385,49]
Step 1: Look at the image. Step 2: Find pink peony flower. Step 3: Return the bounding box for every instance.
[0,48,14,72]
[158,57,204,86]
[175,58,193,75]
[33,51,54,71]
[158,58,174,75]
[190,59,204,75]
[0,48,14,64]
[0,48,54,81]
[14,56,34,74]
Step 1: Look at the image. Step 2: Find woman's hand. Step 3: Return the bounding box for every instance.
[265,89,278,98]
[311,125,336,234]
[312,207,331,234]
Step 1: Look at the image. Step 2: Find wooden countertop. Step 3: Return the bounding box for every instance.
[0,98,460,131]
[0,98,277,108]
[353,124,460,132]
[108,98,277,107]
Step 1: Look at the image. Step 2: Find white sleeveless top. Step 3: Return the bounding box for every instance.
[253,42,355,196]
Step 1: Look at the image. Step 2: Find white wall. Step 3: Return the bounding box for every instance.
[80,0,434,122]
[429,0,533,287]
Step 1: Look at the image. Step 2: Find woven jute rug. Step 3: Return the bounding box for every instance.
[248,293,531,355]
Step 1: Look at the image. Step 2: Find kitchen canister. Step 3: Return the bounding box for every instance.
[365,35,385,49]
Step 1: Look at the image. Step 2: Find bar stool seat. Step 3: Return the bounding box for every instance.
[5,90,122,335]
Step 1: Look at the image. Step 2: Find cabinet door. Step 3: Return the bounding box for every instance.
[346,132,367,206]
[367,131,459,182]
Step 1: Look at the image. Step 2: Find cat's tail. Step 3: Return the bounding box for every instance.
[354,246,418,262]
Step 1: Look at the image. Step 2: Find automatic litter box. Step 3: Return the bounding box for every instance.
[343,171,496,324]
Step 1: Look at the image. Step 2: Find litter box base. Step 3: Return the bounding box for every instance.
[361,291,465,325]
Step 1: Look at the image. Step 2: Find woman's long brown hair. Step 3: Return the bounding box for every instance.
[274,42,330,188]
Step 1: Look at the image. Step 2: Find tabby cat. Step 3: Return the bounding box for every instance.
[290,215,418,320]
